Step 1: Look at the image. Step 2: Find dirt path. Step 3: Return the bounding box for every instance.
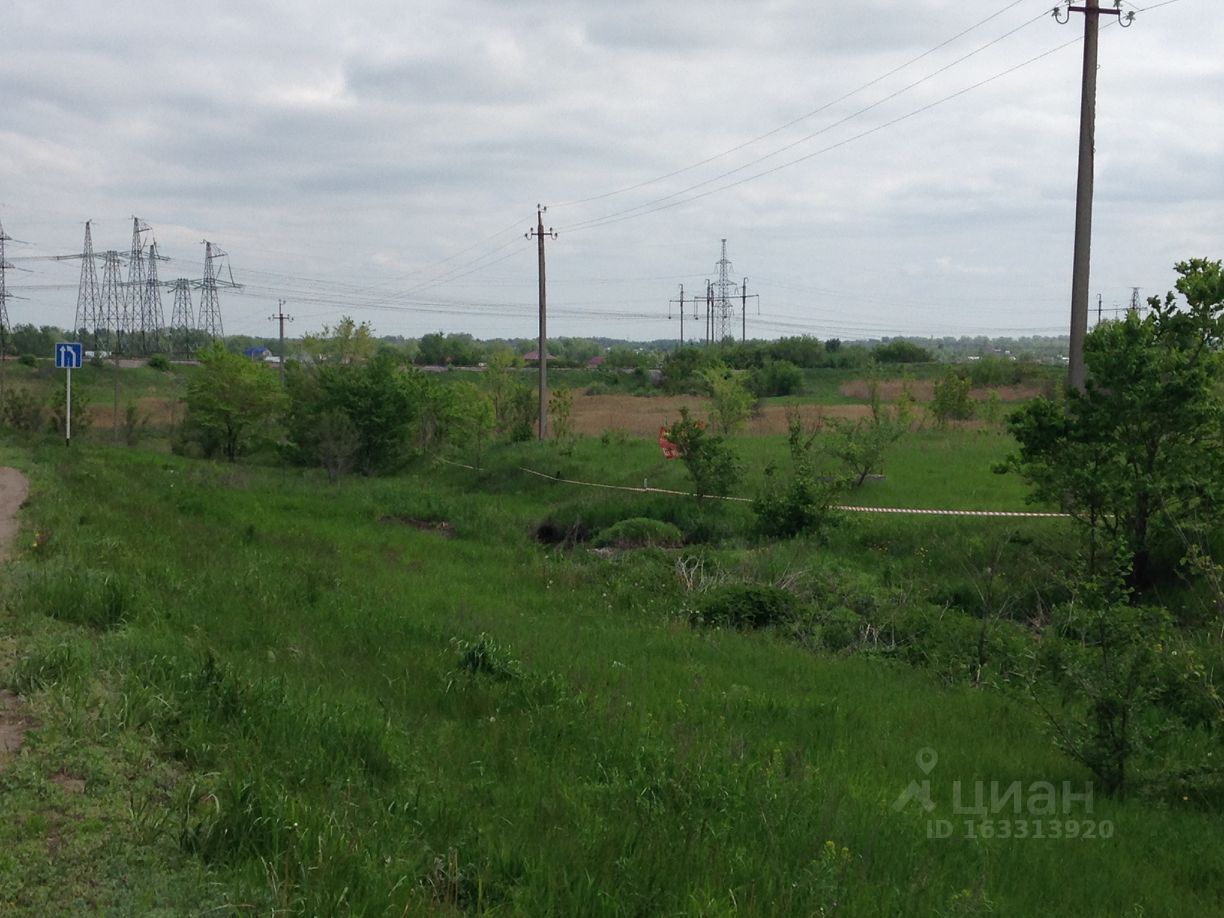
[0,467,32,768]
[0,466,29,563]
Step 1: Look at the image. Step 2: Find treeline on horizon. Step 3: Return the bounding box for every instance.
[1,320,1070,369]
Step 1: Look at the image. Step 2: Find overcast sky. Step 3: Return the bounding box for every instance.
[2,0,1220,344]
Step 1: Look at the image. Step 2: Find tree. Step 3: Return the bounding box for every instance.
[302,316,376,365]
[316,352,428,474]
[483,350,536,441]
[548,386,575,449]
[182,342,286,461]
[825,378,909,487]
[754,406,845,538]
[1006,259,1224,588]
[700,365,754,436]
[666,407,741,500]
[930,368,975,426]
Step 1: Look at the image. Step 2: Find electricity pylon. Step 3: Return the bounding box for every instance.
[196,241,239,341]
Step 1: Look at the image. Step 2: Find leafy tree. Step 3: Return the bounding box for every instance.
[700,365,754,436]
[483,350,536,441]
[415,331,485,367]
[8,324,63,358]
[930,368,975,426]
[315,408,360,483]
[182,342,286,461]
[666,407,741,500]
[320,352,428,474]
[449,384,496,468]
[749,359,804,397]
[1027,568,1221,798]
[754,407,845,538]
[548,386,575,448]
[1006,259,1224,587]
[661,346,719,394]
[417,380,494,465]
[826,379,908,487]
[302,316,376,365]
[874,339,932,364]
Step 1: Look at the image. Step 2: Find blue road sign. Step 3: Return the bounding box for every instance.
[55,342,83,369]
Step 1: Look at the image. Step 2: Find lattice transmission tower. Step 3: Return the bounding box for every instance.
[196,241,239,341]
[140,239,167,354]
[99,250,127,351]
[711,239,741,342]
[168,279,195,356]
[0,221,12,364]
[71,221,102,339]
[125,218,148,344]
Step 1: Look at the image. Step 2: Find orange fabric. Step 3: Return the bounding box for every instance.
[658,426,681,459]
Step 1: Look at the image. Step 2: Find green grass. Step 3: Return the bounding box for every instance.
[0,432,1220,914]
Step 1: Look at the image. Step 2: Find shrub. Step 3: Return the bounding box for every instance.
[930,368,975,425]
[18,354,37,367]
[749,359,804,397]
[754,408,844,538]
[147,354,172,371]
[694,583,797,629]
[1,387,46,433]
[666,407,742,500]
[593,517,684,549]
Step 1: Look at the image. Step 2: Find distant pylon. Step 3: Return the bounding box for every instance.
[0,220,12,361]
[73,221,102,339]
[712,239,740,342]
[99,251,126,351]
[196,240,237,340]
[169,279,195,355]
[143,239,166,353]
[125,217,149,346]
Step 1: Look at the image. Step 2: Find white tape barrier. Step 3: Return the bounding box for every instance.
[440,459,1068,520]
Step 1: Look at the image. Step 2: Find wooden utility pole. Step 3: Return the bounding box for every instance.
[527,206,556,440]
[742,277,747,342]
[669,284,686,346]
[1058,0,1131,391]
[268,300,293,387]
[705,281,713,346]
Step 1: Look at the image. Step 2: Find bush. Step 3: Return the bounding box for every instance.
[930,368,975,425]
[1,387,46,433]
[754,407,844,537]
[874,340,932,364]
[666,407,742,500]
[147,354,172,371]
[749,359,804,397]
[693,583,796,629]
[18,354,37,367]
[593,517,684,549]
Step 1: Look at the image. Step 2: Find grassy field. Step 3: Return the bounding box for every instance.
[0,358,1220,914]
[1,415,1222,915]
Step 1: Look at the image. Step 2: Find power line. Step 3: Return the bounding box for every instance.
[553,0,1035,209]
[560,9,1053,233]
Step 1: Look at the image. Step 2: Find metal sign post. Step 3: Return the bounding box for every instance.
[54,342,83,447]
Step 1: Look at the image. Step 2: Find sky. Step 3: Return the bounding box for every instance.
[1,0,1220,345]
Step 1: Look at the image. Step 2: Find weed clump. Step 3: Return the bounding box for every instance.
[593,517,683,549]
[18,565,137,630]
[451,633,520,682]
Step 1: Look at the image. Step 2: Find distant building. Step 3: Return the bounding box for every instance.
[243,346,271,361]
